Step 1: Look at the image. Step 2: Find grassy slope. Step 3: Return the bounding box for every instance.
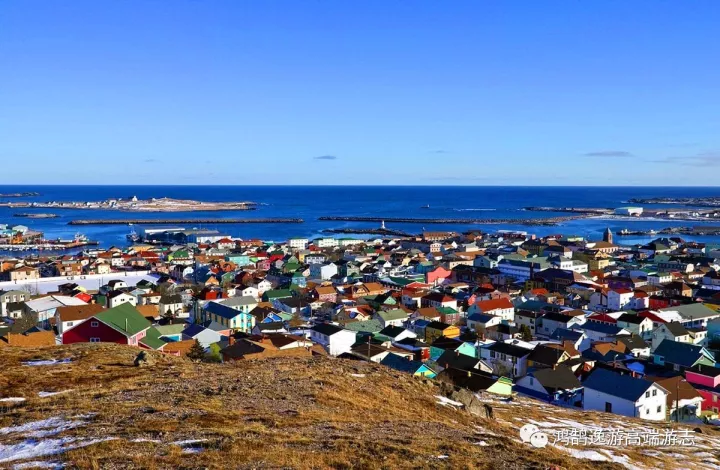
[1,344,709,469]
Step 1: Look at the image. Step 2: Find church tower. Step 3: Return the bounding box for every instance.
[603,227,613,244]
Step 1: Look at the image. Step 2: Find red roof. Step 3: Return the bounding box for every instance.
[639,311,667,324]
[474,298,513,312]
[612,288,633,295]
[588,313,617,324]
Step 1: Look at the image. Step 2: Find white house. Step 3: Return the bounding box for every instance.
[310,263,338,280]
[314,237,338,248]
[583,368,668,421]
[467,298,515,322]
[0,289,29,317]
[288,238,309,250]
[107,290,137,309]
[651,322,691,351]
[307,324,356,356]
[608,289,634,311]
[648,273,673,286]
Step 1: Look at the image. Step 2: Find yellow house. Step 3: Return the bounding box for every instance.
[425,321,460,343]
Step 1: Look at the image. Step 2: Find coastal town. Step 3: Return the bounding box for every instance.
[4,222,720,433]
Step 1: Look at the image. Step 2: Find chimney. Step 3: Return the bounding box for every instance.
[456,350,460,356]
[467,370,471,377]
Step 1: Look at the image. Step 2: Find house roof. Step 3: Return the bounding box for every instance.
[139,327,167,350]
[426,320,453,331]
[380,353,429,374]
[473,298,513,312]
[688,364,720,378]
[378,326,407,338]
[654,339,712,368]
[94,303,151,337]
[437,349,480,371]
[486,341,532,358]
[311,323,345,336]
[582,368,656,401]
[660,303,718,320]
[56,304,105,323]
[204,301,247,320]
[664,321,689,337]
[531,366,582,391]
[527,344,569,366]
[377,309,408,322]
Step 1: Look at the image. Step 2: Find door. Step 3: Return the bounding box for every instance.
[605,402,612,413]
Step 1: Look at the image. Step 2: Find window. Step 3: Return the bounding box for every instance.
[657,406,661,413]
[645,391,650,398]
[646,409,649,415]
[90,337,100,343]
[91,321,99,328]
[66,322,73,327]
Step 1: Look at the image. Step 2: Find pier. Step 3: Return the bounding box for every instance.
[321,228,413,237]
[68,218,304,225]
[523,207,614,214]
[317,216,587,226]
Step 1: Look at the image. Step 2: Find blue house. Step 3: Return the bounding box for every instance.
[225,254,250,266]
[203,301,256,333]
[380,353,436,378]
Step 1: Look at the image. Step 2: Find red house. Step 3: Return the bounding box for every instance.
[62,303,151,346]
[686,364,720,414]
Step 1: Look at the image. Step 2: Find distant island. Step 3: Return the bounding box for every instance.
[0,192,40,197]
[628,196,720,206]
[0,196,258,212]
[13,213,59,219]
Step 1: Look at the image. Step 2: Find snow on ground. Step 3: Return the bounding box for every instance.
[170,439,208,447]
[0,437,115,464]
[22,359,71,367]
[553,446,609,462]
[0,398,26,403]
[349,374,365,378]
[434,396,463,408]
[12,461,65,469]
[474,441,489,446]
[130,438,161,443]
[0,416,88,438]
[37,391,73,398]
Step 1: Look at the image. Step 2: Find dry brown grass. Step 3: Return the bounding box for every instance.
[0,344,635,469]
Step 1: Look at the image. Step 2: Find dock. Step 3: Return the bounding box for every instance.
[68,218,304,225]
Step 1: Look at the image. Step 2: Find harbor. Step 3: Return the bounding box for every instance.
[0,196,258,212]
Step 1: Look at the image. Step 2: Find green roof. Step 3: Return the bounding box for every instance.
[95,303,151,337]
[377,309,408,322]
[140,327,167,350]
[264,289,293,300]
[436,306,458,315]
[154,324,186,336]
[344,319,384,333]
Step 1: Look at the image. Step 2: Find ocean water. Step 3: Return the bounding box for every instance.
[0,185,719,249]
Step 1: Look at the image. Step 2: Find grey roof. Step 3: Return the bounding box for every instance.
[583,368,656,402]
[653,339,712,368]
[661,304,719,320]
[222,296,258,307]
[531,366,582,391]
[664,321,689,337]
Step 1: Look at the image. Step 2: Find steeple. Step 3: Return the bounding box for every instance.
[603,227,613,244]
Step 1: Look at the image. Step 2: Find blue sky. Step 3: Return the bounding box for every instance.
[1,1,719,185]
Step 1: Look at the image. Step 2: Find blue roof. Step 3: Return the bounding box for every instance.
[582,368,655,401]
[204,301,245,320]
[653,339,714,368]
[182,323,206,338]
[550,328,583,342]
[380,353,428,374]
[467,313,496,323]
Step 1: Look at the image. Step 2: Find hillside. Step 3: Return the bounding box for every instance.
[0,344,717,469]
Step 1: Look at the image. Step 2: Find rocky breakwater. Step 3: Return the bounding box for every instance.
[318,215,588,226]
[69,218,304,225]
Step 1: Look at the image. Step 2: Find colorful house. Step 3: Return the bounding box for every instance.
[62,303,151,346]
[202,301,256,333]
[380,353,436,378]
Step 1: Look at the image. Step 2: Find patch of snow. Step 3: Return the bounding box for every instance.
[0,398,26,403]
[182,448,204,454]
[130,438,161,443]
[13,462,64,470]
[22,359,72,367]
[0,438,115,464]
[435,455,449,459]
[474,441,489,446]
[349,373,365,378]
[0,416,88,438]
[37,391,73,398]
[553,445,608,462]
[170,439,208,447]
[435,396,463,408]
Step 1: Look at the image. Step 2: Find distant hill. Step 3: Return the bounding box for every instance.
[0,344,716,469]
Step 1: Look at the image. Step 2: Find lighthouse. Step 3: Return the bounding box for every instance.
[381,220,386,230]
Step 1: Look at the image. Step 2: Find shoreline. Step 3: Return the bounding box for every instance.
[68,218,303,225]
